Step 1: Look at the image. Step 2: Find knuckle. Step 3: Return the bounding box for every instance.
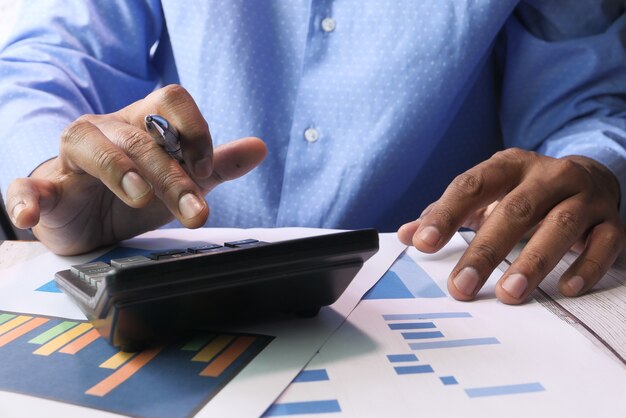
[470,242,500,268]
[92,149,126,174]
[61,118,95,147]
[598,226,625,255]
[451,172,483,198]
[116,128,150,159]
[155,84,191,109]
[545,209,580,240]
[500,194,534,222]
[582,256,604,279]
[493,147,533,163]
[153,169,188,196]
[521,248,550,275]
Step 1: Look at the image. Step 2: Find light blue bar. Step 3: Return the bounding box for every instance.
[263,400,341,416]
[465,382,545,398]
[388,322,436,330]
[394,365,434,375]
[410,337,500,350]
[383,312,472,321]
[292,369,329,383]
[387,354,418,363]
[393,253,446,298]
[402,331,444,340]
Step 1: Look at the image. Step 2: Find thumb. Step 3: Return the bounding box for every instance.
[6,177,59,229]
[200,137,267,192]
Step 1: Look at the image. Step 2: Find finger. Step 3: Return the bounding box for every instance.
[558,221,624,297]
[96,120,211,228]
[119,84,214,180]
[448,176,583,301]
[413,149,528,253]
[397,203,434,245]
[495,200,593,304]
[6,177,59,229]
[60,118,155,208]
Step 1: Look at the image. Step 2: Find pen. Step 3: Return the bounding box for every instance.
[144,114,184,163]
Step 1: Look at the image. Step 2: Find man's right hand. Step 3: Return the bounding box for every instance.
[5,85,267,255]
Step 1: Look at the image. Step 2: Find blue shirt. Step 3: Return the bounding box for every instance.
[1,0,626,231]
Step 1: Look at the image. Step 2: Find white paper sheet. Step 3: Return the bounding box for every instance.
[270,234,626,418]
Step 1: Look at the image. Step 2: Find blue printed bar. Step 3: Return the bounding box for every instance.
[394,365,434,375]
[383,312,472,321]
[402,331,444,340]
[263,400,341,416]
[465,382,545,398]
[292,369,330,383]
[409,337,500,350]
[388,322,436,330]
[387,354,418,363]
[440,376,458,385]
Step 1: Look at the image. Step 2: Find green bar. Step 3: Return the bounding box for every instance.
[29,321,78,344]
[182,334,214,351]
[0,313,16,325]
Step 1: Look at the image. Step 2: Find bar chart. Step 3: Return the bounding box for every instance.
[381,311,545,398]
[0,310,272,418]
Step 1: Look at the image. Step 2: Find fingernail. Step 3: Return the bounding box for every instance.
[452,267,480,296]
[179,193,205,220]
[501,273,528,299]
[565,275,584,295]
[122,172,151,201]
[11,201,26,222]
[419,226,441,247]
[193,156,213,179]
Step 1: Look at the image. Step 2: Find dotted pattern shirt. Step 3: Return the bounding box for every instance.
[1,0,625,230]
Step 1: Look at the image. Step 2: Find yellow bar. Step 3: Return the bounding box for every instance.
[191,335,235,362]
[33,323,93,356]
[100,350,136,369]
[0,315,33,336]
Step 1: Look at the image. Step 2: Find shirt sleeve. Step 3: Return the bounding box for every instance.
[0,0,164,200]
[498,0,626,224]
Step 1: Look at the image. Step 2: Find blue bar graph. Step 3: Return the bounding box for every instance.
[409,337,500,350]
[394,365,434,375]
[465,383,545,398]
[263,400,341,416]
[402,331,444,340]
[364,253,445,299]
[383,312,472,321]
[387,354,418,362]
[388,322,436,330]
[292,369,330,383]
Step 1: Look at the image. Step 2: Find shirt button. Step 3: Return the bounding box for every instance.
[321,17,336,33]
[304,127,320,143]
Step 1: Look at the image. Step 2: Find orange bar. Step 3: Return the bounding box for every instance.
[0,317,49,347]
[59,328,101,354]
[0,315,33,335]
[85,345,164,397]
[200,336,255,377]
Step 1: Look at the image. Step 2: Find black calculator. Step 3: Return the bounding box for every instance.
[55,229,379,351]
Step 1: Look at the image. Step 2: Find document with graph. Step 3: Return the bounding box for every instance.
[0,228,405,418]
[268,235,626,417]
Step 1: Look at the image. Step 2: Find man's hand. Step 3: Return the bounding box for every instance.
[398,148,624,304]
[6,85,267,255]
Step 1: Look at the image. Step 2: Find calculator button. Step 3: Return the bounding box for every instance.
[224,239,262,248]
[187,243,223,253]
[70,262,112,280]
[148,249,188,260]
[110,255,152,269]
